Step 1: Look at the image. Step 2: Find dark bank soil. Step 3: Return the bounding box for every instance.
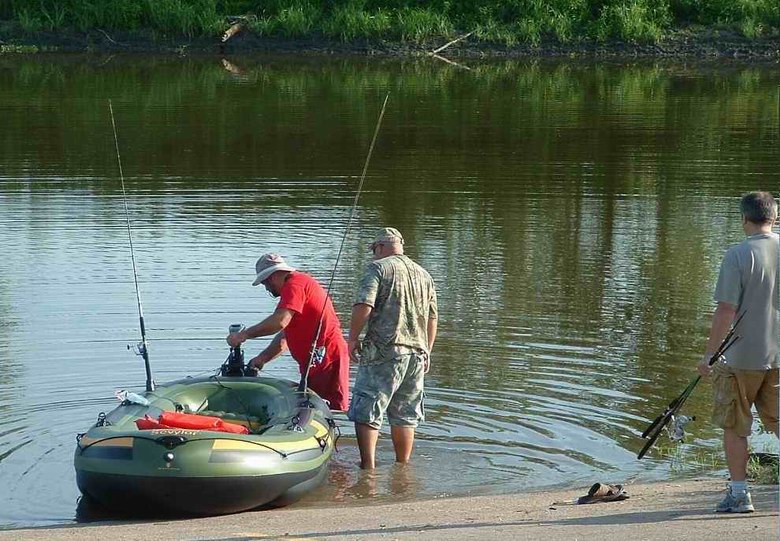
[1,22,779,62]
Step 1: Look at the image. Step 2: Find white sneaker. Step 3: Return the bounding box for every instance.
[715,488,755,513]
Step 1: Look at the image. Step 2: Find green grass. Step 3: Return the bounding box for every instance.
[658,446,778,485]
[595,1,671,42]
[3,0,779,41]
[145,0,222,36]
[9,0,224,36]
[274,1,319,37]
[322,6,391,41]
[747,453,779,485]
[655,444,726,474]
[393,7,453,43]
[0,43,41,53]
[672,0,780,37]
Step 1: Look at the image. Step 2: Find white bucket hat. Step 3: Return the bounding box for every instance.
[252,253,296,286]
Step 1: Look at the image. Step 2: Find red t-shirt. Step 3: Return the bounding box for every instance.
[277,272,350,411]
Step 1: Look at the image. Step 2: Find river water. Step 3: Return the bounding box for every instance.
[0,54,778,528]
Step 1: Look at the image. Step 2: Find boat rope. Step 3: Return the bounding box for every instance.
[108,100,155,393]
[209,375,263,433]
[142,392,185,412]
[76,433,292,458]
[298,93,390,395]
[77,424,332,457]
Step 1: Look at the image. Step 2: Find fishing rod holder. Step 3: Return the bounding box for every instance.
[127,341,156,391]
[221,323,258,377]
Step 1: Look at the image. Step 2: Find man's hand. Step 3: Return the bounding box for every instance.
[701,302,737,377]
[226,330,246,348]
[248,355,265,370]
[348,338,361,363]
[423,353,430,374]
[349,304,372,362]
[697,356,712,377]
[697,353,723,377]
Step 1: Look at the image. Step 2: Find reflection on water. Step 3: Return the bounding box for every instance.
[0,54,778,528]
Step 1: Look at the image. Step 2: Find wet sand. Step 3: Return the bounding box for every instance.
[2,478,777,540]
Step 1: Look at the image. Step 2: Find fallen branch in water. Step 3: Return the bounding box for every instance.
[430,31,474,55]
[96,28,125,46]
[222,21,245,43]
[221,15,257,43]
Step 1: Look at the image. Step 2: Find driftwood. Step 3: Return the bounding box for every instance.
[96,28,127,46]
[430,31,474,55]
[221,21,245,43]
[221,15,257,43]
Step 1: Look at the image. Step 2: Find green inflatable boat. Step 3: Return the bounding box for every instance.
[74,338,336,515]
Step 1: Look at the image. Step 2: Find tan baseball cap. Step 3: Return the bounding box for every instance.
[370,227,404,248]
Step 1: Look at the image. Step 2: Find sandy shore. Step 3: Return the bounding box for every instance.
[2,478,777,540]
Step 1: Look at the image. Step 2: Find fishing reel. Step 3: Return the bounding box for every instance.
[668,415,696,443]
[221,323,259,377]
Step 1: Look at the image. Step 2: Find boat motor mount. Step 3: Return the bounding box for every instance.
[221,323,258,377]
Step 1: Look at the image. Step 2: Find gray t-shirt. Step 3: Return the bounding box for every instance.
[355,254,438,364]
[714,232,779,370]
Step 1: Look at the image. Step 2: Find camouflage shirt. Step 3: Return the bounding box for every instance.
[354,254,437,364]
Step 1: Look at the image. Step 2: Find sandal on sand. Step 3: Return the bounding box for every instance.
[576,483,630,504]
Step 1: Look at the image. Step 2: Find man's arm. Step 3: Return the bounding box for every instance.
[349,304,373,362]
[422,316,438,374]
[427,284,438,352]
[698,301,737,376]
[427,317,438,352]
[249,332,288,369]
[227,308,294,347]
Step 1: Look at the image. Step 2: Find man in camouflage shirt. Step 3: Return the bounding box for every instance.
[348,227,438,469]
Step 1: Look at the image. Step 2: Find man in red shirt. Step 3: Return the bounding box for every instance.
[226,253,350,411]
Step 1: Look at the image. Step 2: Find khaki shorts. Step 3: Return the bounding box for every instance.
[347,352,425,430]
[711,362,779,437]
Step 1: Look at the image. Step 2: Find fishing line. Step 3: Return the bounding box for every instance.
[298,93,390,394]
[109,100,155,392]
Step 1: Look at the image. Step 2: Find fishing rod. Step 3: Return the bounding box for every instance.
[640,320,742,441]
[298,93,390,396]
[109,100,155,393]
[637,310,746,459]
[637,315,744,459]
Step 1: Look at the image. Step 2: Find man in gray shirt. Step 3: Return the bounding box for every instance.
[699,191,779,513]
[348,227,438,469]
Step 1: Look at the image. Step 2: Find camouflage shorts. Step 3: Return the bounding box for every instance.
[347,352,426,429]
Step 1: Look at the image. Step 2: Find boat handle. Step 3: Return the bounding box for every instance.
[155,435,188,449]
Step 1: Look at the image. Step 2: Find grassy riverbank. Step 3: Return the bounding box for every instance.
[1,1,779,51]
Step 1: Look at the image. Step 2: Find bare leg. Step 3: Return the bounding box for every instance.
[390,425,415,463]
[724,428,749,481]
[355,423,379,469]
